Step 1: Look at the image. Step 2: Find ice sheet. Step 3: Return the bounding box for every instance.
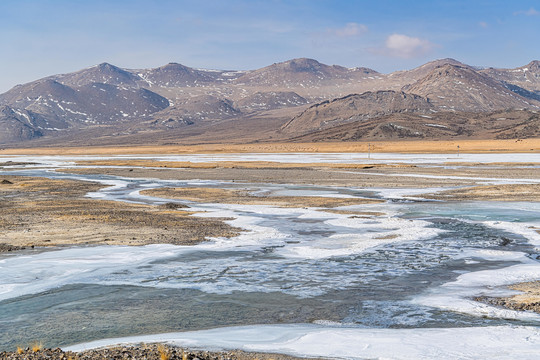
[0,245,186,301]
[413,249,540,321]
[483,220,540,247]
[65,324,540,360]
[2,152,540,168]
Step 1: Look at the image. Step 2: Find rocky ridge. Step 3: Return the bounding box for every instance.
[286,109,540,141]
[282,90,434,133]
[481,61,540,95]
[1,57,540,145]
[403,64,536,111]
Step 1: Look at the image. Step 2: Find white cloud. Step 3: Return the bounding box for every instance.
[514,7,540,16]
[328,22,368,37]
[375,33,436,58]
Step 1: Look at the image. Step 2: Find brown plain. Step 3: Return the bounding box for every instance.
[0,176,239,250]
[1,138,540,155]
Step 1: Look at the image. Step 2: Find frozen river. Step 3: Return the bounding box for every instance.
[1,153,540,359]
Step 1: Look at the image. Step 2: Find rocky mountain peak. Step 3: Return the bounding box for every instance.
[385,58,468,87]
[426,58,463,66]
[478,61,540,97]
[405,63,537,112]
[411,59,467,73]
[524,60,540,71]
[406,63,496,89]
[159,63,191,71]
[96,62,120,70]
[55,63,142,87]
[139,62,219,87]
[234,58,362,86]
[424,63,473,77]
[283,58,325,72]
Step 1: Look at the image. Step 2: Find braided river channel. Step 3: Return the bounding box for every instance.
[1,153,540,359]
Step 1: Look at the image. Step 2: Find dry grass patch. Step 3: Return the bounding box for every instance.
[2,138,540,155]
[0,176,239,250]
[419,183,540,201]
[476,281,540,313]
[74,159,415,170]
[142,187,382,208]
[508,281,540,305]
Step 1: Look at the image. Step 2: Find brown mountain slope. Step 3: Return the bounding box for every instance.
[234,58,378,87]
[480,61,540,94]
[404,64,538,112]
[0,106,43,143]
[281,90,433,134]
[147,95,240,128]
[286,109,540,142]
[53,62,142,88]
[0,79,169,128]
[137,63,234,87]
[3,58,540,146]
[236,91,308,112]
[384,58,467,89]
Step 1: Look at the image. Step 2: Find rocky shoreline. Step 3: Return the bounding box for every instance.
[0,344,317,360]
[0,244,25,252]
[474,281,540,313]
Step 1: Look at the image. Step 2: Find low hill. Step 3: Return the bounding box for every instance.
[281,90,433,134]
[286,109,540,142]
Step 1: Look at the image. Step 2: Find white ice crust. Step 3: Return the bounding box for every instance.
[65,324,540,360]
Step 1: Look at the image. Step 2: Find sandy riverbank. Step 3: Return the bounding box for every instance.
[475,281,540,313]
[0,176,239,251]
[420,184,540,201]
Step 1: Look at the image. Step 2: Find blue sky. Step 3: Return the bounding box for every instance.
[0,0,539,92]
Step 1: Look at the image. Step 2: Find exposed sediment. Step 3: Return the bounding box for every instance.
[475,281,540,313]
[142,187,382,208]
[0,176,239,251]
[420,183,540,202]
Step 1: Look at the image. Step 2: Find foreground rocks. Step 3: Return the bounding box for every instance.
[0,244,25,252]
[421,183,540,202]
[475,281,540,313]
[0,344,313,360]
[476,297,540,313]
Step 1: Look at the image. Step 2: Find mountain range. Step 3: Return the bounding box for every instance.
[1,57,540,146]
